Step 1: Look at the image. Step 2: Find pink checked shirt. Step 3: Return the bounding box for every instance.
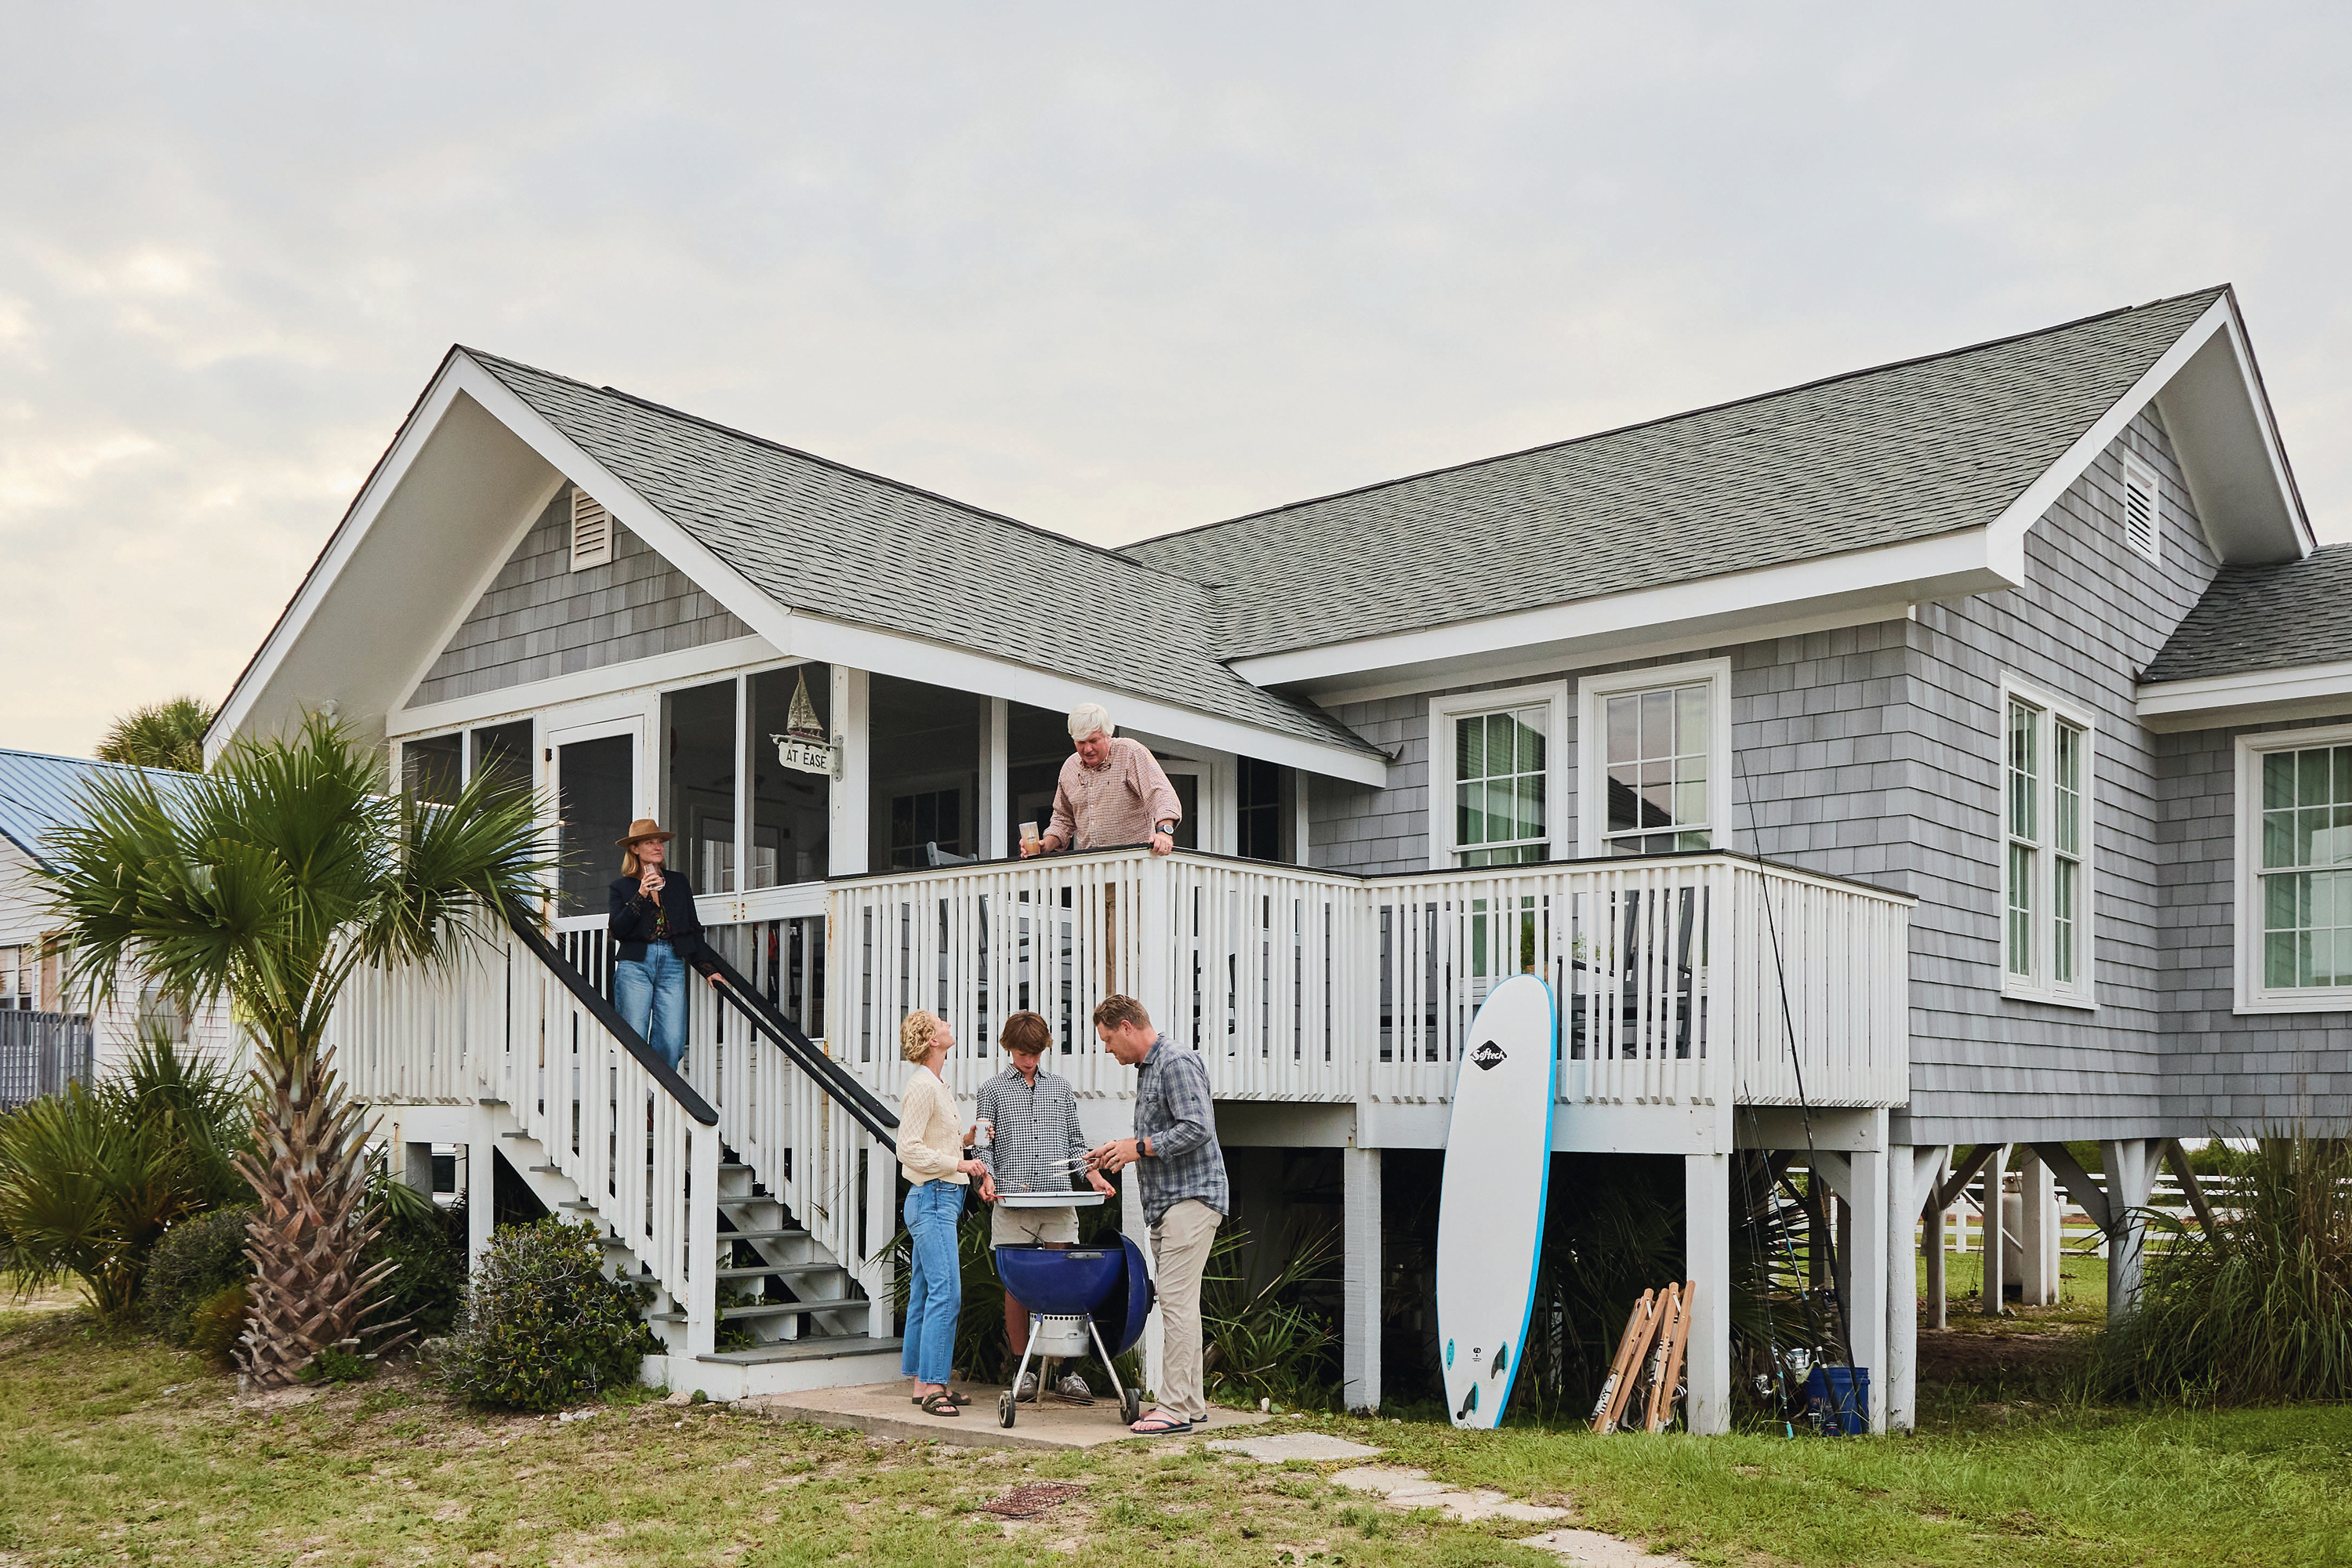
[1046,737,1184,851]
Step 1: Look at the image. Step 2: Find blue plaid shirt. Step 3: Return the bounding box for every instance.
[1131,1034,1228,1226]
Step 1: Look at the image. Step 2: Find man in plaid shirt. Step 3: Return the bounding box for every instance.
[976,1010,1114,1400]
[1087,993,1229,1434]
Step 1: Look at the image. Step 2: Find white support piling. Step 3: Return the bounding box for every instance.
[1924,1147,1949,1331]
[2103,1138,2156,1317]
[1123,1167,1164,1399]
[2019,1149,2059,1306]
[1886,1144,1942,1432]
[1341,1145,1382,1415]
[1683,1152,1731,1436]
[1844,1137,1889,1434]
[1980,1144,2010,1316]
[466,1105,498,1271]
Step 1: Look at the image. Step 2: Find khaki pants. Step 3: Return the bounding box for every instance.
[1148,1199,1223,1421]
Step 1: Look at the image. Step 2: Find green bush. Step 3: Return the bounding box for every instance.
[440,1218,658,1410]
[0,1037,249,1319]
[2093,1133,2352,1404]
[187,1282,250,1362]
[143,1203,256,1345]
[361,1184,467,1341]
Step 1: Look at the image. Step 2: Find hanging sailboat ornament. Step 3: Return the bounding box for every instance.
[1435,972,1558,1429]
[770,669,840,778]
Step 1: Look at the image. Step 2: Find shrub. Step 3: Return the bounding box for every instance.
[187,1282,250,1362]
[2092,1133,2352,1404]
[0,1039,248,1319]
[360,1182,467,1342]
[143,1203,256,1345]
[440,1218,658,1410]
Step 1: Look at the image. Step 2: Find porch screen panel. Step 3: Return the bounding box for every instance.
[1455,706,1548,867]
[749,664,830,887]
[1602,681,1711,855]
[557,735,633,917]
[402,733,463,804]
[2259,742,2352,989]
[664,681,738,893]
[471,720,533,800]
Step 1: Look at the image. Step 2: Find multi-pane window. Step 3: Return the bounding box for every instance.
[2001,687,2092,1004]
[1454,706,1548,866]
[1602,681,1713,855]
[2256,742,2352,993]
[0,945,28,1009]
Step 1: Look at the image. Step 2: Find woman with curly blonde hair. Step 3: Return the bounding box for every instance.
[897,1010,987,1417]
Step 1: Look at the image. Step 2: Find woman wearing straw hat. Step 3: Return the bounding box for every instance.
[608,818,711,1071]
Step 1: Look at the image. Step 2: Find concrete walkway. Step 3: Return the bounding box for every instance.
[735,1379,1272,1452]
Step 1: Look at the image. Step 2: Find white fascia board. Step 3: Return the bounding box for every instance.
[448,356,1389,788]
[1232,526,2003,695]
[209,358,483,760]
[389,634,786,739]
[781,612,1388,786]
[2137,659,2352,732]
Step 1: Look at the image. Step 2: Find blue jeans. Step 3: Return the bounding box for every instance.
[901,1179,964,1386]
[613,942,688,1071]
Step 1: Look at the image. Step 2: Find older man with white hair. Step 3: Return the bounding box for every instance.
[1019,702,1184,858]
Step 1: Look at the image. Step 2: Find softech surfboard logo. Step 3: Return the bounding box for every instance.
[1471,1041,1507,1070]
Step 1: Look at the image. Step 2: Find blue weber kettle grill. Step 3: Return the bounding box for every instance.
[992,1230,1155,1429]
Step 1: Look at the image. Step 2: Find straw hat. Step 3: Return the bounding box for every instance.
[615,818,674,848]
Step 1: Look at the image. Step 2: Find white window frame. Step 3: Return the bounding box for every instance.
[1577,657,1733,858]
[1428,681,1570,872]
[1998,674,2096,1010]
[2234,719,2352,1014]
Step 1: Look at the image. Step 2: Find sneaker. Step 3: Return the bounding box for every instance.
[1015,1370,1040,1402]
[1054,1373,1095,1405]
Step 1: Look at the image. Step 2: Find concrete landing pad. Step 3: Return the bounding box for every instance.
[736,1380,1273,1452]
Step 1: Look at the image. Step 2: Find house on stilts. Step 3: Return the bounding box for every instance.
[201,284,2348,1428]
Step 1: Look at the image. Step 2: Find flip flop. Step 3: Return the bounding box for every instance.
[910,1389,971,1406]
[918,1390,961,1417]
[1127,1410,1192,1435]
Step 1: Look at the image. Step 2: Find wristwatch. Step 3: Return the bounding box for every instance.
[1135,1137,1150,1159]
[1154,821,1178,837]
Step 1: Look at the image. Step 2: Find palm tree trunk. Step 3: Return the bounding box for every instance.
[233,1033,397,1384]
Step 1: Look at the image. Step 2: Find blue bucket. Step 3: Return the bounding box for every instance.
[1802,1365,1869,1436]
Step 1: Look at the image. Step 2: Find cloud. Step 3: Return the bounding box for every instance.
[2,1,2349,754]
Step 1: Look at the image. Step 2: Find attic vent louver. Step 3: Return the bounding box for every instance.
[2121,456,2161,562]
[569,487,613,571]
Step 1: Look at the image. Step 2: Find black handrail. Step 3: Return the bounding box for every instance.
[691,946,900,1152]
[499,900,720,1127]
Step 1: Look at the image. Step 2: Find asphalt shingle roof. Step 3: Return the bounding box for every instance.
[1120,289,2228,660]
[2143,543,2352,684]
[0,750,192,870]
[466,354,1381,760]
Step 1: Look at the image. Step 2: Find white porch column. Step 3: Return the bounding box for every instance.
[1844,1135,1889,1434]
[466,1106,498,1270]
[2103,1138,2156,1317]
[829,666,869,877]
[982,696,1010,861]
[2019,1149,2059,1307]
[1683,1152,1731,1435]
[1886,1145,1941,1433]
[1123,1167,1164,1399]
[1341,1145,1382,1414]
[1980,1145,2010,1316]
[863,1142,896,1340]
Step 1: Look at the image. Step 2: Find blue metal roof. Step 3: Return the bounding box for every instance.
[0,748,192,870]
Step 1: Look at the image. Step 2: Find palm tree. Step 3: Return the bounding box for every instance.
[39,715,553,1381]
[94,695,217,772]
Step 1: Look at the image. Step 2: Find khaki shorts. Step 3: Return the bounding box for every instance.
[990,1203,1081,1247]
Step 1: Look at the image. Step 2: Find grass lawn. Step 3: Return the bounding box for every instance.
[5,1292,2350,1567]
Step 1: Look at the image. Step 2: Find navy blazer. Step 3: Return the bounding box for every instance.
[608,872,710,965]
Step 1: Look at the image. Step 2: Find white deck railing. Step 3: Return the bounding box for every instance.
[818,849,1911,1112]
[328,923,720,1355]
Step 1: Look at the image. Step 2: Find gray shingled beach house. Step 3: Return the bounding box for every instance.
[205,284,2343,1432]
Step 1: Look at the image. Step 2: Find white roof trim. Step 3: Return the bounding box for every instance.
[2137,659,2352,733]
[1234,526,2002,694]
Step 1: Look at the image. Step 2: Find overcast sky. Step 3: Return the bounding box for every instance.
[4,3,2348,757]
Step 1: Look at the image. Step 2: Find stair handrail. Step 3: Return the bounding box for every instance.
[689,947,899,1152]
[499,898,720,1127]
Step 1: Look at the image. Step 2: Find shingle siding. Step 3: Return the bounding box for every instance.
[2155,713,2352,1130]
[410,488,753,707]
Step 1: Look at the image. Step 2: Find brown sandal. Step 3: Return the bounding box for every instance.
[918,1390,961,1417]
[911,1389,971,1406]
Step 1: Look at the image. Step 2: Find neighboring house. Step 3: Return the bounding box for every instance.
[0,748,241,1085]
[205,283,2343,1429]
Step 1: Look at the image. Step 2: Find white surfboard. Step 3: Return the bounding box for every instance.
[1436,973,1557,1429]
